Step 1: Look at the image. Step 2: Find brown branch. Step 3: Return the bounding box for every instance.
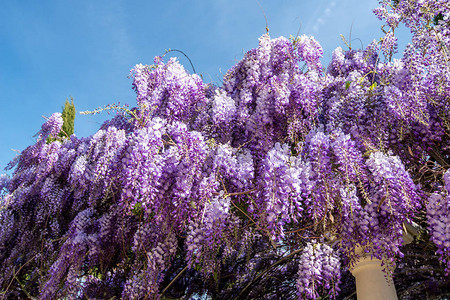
[163,49,197,74]
[285,213,327,234]
[229,201,258,228]
[343,291,357,300]
[377,196,387,213]
[428,147,450,168]
[298,235,325,239]
[2,255,36,300]
[232,248,302,300]
[213,189,257,197]
[160,265,188,296]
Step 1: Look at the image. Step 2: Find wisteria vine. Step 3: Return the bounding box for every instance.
[1,0,449,299]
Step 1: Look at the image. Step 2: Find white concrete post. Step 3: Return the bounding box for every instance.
[349,223,417,300]
[350,248,397,300]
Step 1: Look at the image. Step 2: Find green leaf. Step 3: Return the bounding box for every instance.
[189,200,197,209]
[132,202,143,217]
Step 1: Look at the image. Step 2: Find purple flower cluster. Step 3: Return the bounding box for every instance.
[351,151,422,263]
[121,119,165,213]
[130,58,206,123]
[304,128,335,220]
[427,193,450,274]
[331,130,367,184]
[211,89,237,133]
[296,35,324,72]
[296,242,341,299]
[122,230,177,299]
[223,34,304,153]
[366,151,421,220]
[41,208,96,299]
[427,170,450,275]
[185,193,231,274]
[40,112,64,139]
[213,143,254,191]
[381,31,398,58]
[373,5,400,29]
[255,142,311,240]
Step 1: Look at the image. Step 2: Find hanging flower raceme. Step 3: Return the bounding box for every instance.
[120,118,165,214]
[222,34,305,154]
[296,35,323,72]
[303,128,336,221]
[40,112,64,140]
[185,192,231,273]
[427,170,450,275]
[354,151,423,263]
[129,57,207,124]
[296,241,341,300]
[255,142,311,241]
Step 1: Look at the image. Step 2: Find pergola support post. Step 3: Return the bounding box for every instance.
[350,253,397,300]
[349,223,418,299]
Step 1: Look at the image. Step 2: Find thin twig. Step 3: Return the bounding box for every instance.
[232,248,302,300]
[229,201,258,228]
[255,0,269,34]
[285,213,327,234]
[164,49,197,74]
[428,147,450,167]
[160,265,188,296]
[213,189,257,197]
[2,255,36,300]
[343,291,357,300]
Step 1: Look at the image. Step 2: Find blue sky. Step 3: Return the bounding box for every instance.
[0,0,411,172]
